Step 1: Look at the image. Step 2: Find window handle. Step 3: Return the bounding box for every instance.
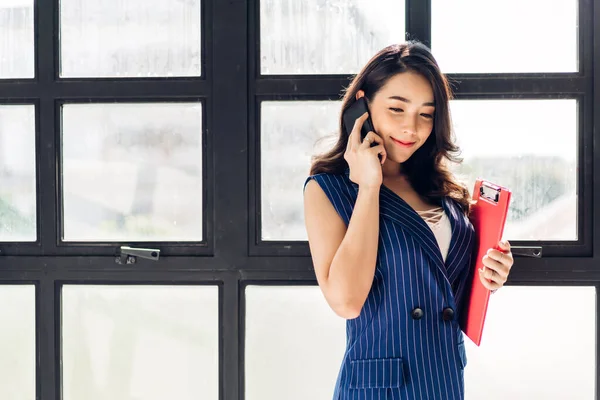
[116,246,160,265]
[511,246,542,258]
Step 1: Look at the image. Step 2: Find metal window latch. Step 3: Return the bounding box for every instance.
[511,246,542,258]
[116,246,160,265]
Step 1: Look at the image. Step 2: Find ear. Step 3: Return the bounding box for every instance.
[355,90,365,100]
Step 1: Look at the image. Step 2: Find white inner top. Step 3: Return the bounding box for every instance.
[417,206,452,261]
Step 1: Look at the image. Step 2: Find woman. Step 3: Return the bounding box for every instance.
[303,41,514,400]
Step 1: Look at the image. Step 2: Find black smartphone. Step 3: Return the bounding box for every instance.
[342,97,376,141]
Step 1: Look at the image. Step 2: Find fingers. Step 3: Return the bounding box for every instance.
[487,246,513,269]
[498,239,511,252]
[363,132,386,163]
[361,131,383,147]
[478,268,503,291]
[479,252,509,292]
[479,241,513,292]
[368,144,387,165]
[481,254,509,280]
[344,116,386,166]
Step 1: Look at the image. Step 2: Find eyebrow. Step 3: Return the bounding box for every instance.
[388,95,435,107]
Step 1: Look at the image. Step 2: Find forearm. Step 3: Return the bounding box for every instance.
[326,186,380,316]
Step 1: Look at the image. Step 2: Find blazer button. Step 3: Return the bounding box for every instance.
[411,307,424,320]
[442,307,455,321]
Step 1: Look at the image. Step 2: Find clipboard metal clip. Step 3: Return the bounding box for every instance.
[479,181,501,203]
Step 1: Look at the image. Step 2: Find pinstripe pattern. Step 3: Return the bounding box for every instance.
[305,171,474,400]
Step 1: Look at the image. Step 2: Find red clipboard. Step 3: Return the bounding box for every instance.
[460,179,511,346]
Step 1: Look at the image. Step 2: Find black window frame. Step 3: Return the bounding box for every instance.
[0,1,596,400]
[249,0,595,268]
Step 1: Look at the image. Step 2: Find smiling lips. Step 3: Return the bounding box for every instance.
[391,137,416,147]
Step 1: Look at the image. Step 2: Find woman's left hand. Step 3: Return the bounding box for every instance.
[479,240,513,292]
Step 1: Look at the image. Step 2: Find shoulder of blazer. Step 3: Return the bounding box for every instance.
[304,172,357,225]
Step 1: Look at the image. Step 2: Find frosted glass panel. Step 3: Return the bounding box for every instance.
[60,0,201,77]
[245,286,346,400]
[62,285,219,400]
[432,0,578,73]
[0,105,36,241]
[465,286,595,399]
[61,103,203,242]
[450,99,577,241]
[261,0,405,74]
[0,2,34,79]
[0,285,35,400]
[261,101,340,240]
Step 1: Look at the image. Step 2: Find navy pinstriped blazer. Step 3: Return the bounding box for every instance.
[305,170,475,400]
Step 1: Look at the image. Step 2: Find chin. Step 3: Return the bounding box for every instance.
[387,153,414,165]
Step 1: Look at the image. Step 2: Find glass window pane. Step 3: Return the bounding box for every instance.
[245,286,346,400]
[260,0,405,75]
[0,285,35,400]
[261,101,339,240]
[465,286,594,399]
[62,285,219,400]
[0,105,36,241]
[263,100,577,242]
[450,99,577,241]
[0,2,34,79]
[432,0,578,73]
[60,0,201,78]
[61,103,203,242]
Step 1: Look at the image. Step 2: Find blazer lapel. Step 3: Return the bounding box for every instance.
[342,169,472,287]
[442,198,474,285]
[378,185,447,275]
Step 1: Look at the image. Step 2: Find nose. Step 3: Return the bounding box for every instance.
[402,115,418,135]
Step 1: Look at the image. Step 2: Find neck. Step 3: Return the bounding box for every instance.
[382,159,403,179]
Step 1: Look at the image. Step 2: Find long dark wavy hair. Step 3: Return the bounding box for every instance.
[309,41,472,215]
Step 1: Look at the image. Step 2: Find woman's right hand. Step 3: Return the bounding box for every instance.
[343,112,387,188]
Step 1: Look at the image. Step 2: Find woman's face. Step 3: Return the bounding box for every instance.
[358,71,435,165]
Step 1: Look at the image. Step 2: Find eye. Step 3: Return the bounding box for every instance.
[421,113,434,119]
[389,107,403,113]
